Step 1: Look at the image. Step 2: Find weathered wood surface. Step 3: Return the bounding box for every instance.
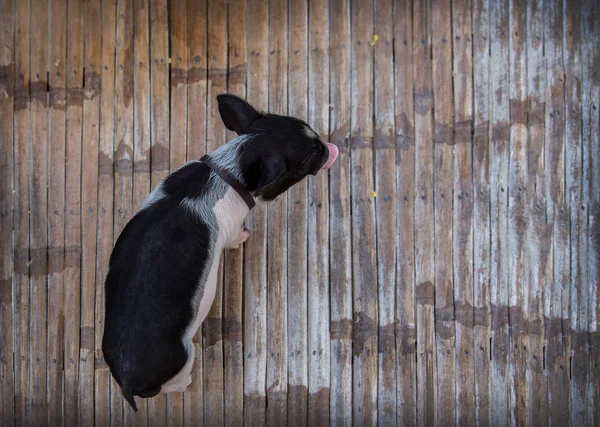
[1,0,599,425]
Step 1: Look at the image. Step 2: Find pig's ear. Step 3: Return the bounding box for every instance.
[217,94,262,135]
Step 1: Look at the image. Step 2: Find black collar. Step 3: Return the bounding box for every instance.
[200,154,256,210]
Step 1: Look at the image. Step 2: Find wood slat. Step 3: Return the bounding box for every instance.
[0,0,16,424]
[13,0,31,424]
[350,0,378,423]
[328,0,352,424]
[222,0,244,423]
[489,0,511,423]
[583,1,600,424]
[243,0,268,422]
[95,0,118,424]
[544,0,570,424]
[393,0,417,424]
[507,0,530,423]
[472,0,491,424]
[204,0,227,423]
[79,0,102,423]
[373,0,397,424]
[452,0,475,422]
[64,0,84,423]
[47,0,68,423]
[564,1,588,425]
[525,0,548,423]
[307,0,331,424]
[287,0,310,424]
[412,0,436,423]
[431,0,455,422]
[266,0,288,424]
[28,0,49,423]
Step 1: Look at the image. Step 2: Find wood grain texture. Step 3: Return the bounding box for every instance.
[79,0,102,424]
[489,0,511,424]
[452,0,475,423]
[350,0,378,424]
[287,0,310,424]
[0,0,15,424]
[431,0,456,422]
[2,1,600,424]
[544,0,570,424]
[564,1,588,425]
[329,0,352,424]
[472,0,491,424]
[413,0,436,424]
[394,0,417,424]
[525,0,548,424]
[508,1,530,425]
[373,0,397,424]
[583,1,600,425]
[64,0,84,423]
[28,0,49,423]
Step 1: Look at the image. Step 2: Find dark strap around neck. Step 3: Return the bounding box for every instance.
[200,154,256,210]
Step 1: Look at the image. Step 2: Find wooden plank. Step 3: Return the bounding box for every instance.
[393,0,417,424]
[133,0,151,212]
[64,0,84,423]
[431,0,455,422]
[472,0,491,424]
[544,0,570,424]
[287,0,310,424]
[203,0,227,424]
[114,0,135,423]
[564,1,588,424]
[329,0,352,424]
[452,0,475,423]
[266,0,288,424]
[222,0,244,424]
[147,1,169,421]
[350,0,377,423]
[583,1,600,424]
[489,0,510,423]
[13,0,31,424]
[47,0,68,423]
[95,0,118,424]
[149,0,170,187]
[79,0,102,423]
[412,0,436,423]
[183,0,206,424]
[507,0,529,423]
[0,0,15,424]
[526,0,548,423]
[373,0,397,424]
[307,0,331,424]
[28,0,49,423]
[166,0,187,422]
[243,0,268,422]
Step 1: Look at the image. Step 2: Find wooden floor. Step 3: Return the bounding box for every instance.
[0,0,599,425]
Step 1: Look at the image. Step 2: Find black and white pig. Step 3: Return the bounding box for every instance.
[101,94,338,411]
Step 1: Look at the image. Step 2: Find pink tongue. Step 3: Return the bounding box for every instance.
[322,143,339,169]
